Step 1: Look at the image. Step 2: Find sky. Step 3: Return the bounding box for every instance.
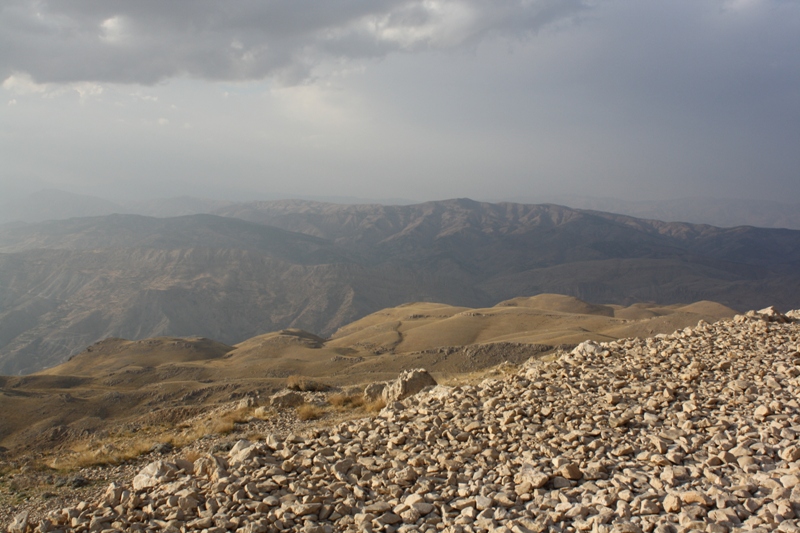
[1,0,799,204]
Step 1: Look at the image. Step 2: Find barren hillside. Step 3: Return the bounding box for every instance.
[0,295,735,464]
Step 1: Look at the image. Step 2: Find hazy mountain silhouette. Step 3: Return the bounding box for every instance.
[1,199,799,374]
[542,195,800,230]
[0,189,123,223]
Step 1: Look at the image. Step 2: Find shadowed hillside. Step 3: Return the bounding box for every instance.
[1,199,799,374]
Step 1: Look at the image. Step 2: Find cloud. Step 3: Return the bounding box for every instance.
[1,72,104,102]
[0,0,592,85]
[100,16,128,44]
[2,72,46,94]
[2,0,798,205]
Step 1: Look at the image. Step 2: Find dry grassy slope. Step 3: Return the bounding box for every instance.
[40,337,234,377]
[327,294,736,353]
[0,294,737,462]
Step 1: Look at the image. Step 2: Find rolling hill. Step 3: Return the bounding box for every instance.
[0,294,737,460]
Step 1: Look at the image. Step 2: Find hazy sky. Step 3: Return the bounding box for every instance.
[1,0,799,203]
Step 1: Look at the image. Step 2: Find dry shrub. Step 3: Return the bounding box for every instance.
[56,438,157,470]
[328,393,365,410]
[73,455,110,468]
[203,418,235,435]
[201,411,241,435]
[253,406,274,419]
[297,403,323,421]
[286,375,329,392]
[365,399,386,413]
[177,406,252,443]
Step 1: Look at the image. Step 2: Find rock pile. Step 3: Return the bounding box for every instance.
[7,308,800,533]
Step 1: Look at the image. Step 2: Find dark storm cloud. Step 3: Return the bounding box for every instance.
[0,0,591,84]
[2,0,799,206]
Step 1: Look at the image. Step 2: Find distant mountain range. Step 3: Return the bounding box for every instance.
[0,189,236,222]
[543,195,800,230]
[1,198,799,374]
[2,188,800,229]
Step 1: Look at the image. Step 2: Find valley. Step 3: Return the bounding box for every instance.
[1,199,798,375]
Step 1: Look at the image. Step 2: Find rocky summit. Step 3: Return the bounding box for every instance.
[6,307,800,533]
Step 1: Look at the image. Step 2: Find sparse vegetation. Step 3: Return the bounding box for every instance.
[365,398,386,413]
[203,417,236,436]
[297,402,324,421]
[328,393,365,409]
[53,437,160,470]
[41,406,258,471]
[286,375,330,392]
[181,406,253,441]
[244,430,266,442]
[253,406,274,420]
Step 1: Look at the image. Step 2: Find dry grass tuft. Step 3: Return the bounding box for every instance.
[184,406,252,440]
[297,403,324,421]
[203,417,236,436]
[328,393,365,409]
[253,406,274,420]
[286,375,329,392]
[244,430,266,442]
[365,399,386,413]
[54,437,160,470]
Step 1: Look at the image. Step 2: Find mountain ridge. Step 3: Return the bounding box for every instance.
[1,199,799,374]
[5,190,800,229]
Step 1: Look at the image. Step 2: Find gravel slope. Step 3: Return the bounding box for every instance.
[5,307,800,533]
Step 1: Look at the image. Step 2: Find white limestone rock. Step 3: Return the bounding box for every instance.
[132,460,177,491]
[382,368,437,403]
[269,390,305,408]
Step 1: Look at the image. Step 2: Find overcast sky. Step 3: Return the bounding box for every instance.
[1,0,798,204]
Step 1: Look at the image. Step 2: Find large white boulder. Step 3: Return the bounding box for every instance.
[132,460,177,491]
[364,381,387,402]
[270,390,305,408]
[382,368,437,403]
